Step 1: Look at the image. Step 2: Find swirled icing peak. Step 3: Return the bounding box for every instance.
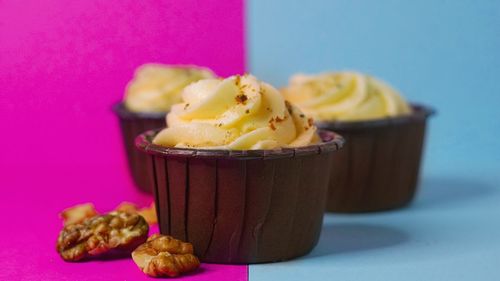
[153,75,320,150]
[124,64,215,112]
[282,72,411,121]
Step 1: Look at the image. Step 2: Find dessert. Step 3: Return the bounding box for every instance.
[152,74,319,149]
[136,75,344,263]
[282,71,411,121]
[113,64,216,193]
[124,64,215,113]
[132,234,200,277]
[283,71,434,212]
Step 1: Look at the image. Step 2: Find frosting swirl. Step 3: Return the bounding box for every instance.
[124,64,215,112]
[282,72,411,121]
[153,75,319,150]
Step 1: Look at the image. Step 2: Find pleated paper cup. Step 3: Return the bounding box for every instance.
[136,129,344,264]
[317,104,435,213]
[112,102,166,193]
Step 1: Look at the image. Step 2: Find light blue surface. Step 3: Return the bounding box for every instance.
[248,1,500,280]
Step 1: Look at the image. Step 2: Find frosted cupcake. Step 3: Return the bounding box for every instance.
[283,71,434,212]
[113,64,215,193]
[136,74,344,263]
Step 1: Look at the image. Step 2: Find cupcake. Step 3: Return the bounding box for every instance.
[113,64,215,193]
[136,75,344,263]
[283,71,434,212]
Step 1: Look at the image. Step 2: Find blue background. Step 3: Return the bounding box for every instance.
[248,0,500,280]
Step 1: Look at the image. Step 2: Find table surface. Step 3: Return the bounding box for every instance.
[2,157,498,281]
[251,165,500,281]
[0,163,248,281]
[248,1,500,279]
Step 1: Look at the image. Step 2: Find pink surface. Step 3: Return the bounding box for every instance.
[0,0,246,280]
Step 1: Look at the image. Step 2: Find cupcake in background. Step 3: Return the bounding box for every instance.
[136,74,344,263]
[124,64,215,113]
[283,71,434,212]
[113,64,216,193]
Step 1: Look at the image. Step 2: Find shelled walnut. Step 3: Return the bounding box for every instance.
[60,203,98,226]
[132,234,200,277]
[56,211,149,261]
[115,202,157,225]
[137,203,157,225]
[115,202,139,214]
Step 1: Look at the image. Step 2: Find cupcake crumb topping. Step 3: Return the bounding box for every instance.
[235,94,248,104]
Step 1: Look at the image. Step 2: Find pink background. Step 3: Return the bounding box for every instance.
[0,0,246,280]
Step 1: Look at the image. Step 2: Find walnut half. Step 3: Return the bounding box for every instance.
[115,202,158,225]
[60,203,98,226]
[132,234,200,277]
[56,211,149,261]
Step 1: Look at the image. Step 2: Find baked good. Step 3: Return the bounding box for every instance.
[136,74,344,263]
[283,71,434,212]
[113,64,215,193]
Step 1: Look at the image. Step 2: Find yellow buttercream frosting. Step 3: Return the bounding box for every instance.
[153,75,320,150]
[282,72,411,121]
[124,64,215,112]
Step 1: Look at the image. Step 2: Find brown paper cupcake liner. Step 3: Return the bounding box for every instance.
[112,102,166,193]
[136,129,344,264]
[316,104,435,213]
